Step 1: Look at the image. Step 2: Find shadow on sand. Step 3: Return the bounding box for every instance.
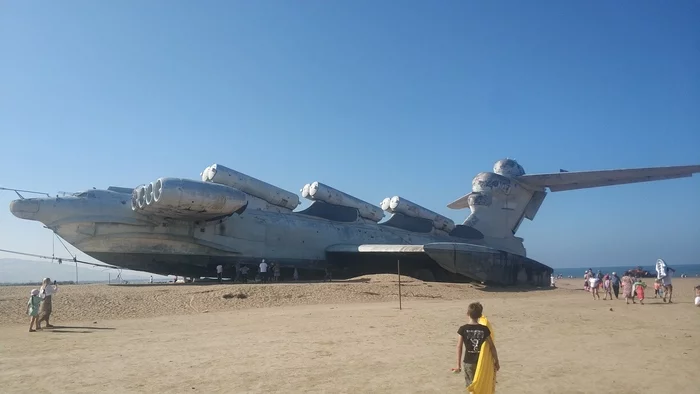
[111,278,373,287]
[474,285,555,293]
[44,325,116,334]
[636,300,687,306]
[51,325,115,330]
[49,330,94,334]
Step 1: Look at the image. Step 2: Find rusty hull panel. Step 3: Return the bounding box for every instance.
[423,242,552,286]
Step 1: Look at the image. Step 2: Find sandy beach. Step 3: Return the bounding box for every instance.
[1,276,699,393]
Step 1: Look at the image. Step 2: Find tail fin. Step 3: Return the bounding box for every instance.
[447,178,544,238]
[448,160,700,239]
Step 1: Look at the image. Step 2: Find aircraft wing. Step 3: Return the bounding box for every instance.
[325,242,550,286]
[326,242,496,254]
[516,164,700,192]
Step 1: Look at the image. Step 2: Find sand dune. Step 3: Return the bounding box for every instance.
[1,277,699,393]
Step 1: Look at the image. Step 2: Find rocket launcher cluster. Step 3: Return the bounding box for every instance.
[131,178,248,220]
[201,164,300,211]
[381,196,455,232]
[301,181,384,222]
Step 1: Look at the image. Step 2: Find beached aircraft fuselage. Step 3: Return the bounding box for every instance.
[8,159,700,286]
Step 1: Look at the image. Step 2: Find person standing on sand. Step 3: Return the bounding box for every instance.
[37,277,58,329]
[259,260,268,283]
[27,289,41,332]
[240,265,249,283]
[216,264,223,283]
[234,262,241,283]
[452,302,500,388]
[610,272,620,299]
[633,278,647,305]
[589,275,600,300]
[602,274,612,300]
[653,279,661,298]
[662,267,675,303]
[268,262,275,282]
[274,263,281,282]
[621,273,635,304]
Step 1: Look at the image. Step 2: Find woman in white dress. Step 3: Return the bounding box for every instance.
[37,277,58,329]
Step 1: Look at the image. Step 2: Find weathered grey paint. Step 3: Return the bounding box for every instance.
[385,196,456,232]
[306,181,384,222]
[203,163,300,211]
[8,159,700,285]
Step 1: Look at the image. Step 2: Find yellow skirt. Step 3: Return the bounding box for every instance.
[466,316,496,394]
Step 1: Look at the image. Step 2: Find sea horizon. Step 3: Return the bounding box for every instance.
[552,263,700,278]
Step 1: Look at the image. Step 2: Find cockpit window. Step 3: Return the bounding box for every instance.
[74,191,97,198]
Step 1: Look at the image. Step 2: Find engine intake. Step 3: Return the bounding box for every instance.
[132,177,247,221]
[382,195,455,232]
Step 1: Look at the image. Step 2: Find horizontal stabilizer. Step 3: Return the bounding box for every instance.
[517,165,700,192]
[446,192,477,210]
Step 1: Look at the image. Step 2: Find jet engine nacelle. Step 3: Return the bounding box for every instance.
[384,196,456,232]
[202,164,300,211]
[301,183,311,199]
[380,197,391,211]
[131,178,248,221]
[305,181,384,222]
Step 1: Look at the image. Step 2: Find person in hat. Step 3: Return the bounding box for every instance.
[37,277,58,329]
[27,289,41,332]
[610,272,621,299]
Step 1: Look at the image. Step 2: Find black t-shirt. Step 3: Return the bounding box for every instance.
[457,323,491,364]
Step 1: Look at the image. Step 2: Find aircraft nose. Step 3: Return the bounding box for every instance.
[9,199,40,220]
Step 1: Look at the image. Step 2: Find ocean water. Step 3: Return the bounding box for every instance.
[552,264,700,278]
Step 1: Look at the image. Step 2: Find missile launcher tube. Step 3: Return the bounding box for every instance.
[380,197,392,212]
[307,181,384,222]
[301,183,311,199]
[203,164,300,211]
[132,178,248,219]
[388,196,456,232]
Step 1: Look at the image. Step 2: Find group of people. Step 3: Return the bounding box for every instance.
[26,277,59,332]
[583,267,675,305]
[216,260,296,283]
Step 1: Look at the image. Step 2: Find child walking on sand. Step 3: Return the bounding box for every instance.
[589,275,600,300]
[653,279,662,298]
[602,274,612,300]
[634,278,647,305]
[694,285,700,307]
[452,302,500,388]
[27,289,41,332]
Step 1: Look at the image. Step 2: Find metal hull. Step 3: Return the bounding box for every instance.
[51,203,549,285]
[14,158,692,286]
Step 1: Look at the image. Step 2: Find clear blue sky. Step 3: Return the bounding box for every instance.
[1,0,698,275]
